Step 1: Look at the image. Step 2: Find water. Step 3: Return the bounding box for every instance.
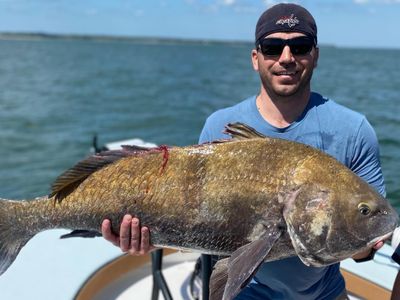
[0,38,399,211]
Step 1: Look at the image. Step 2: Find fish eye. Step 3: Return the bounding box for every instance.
[358,202,371,216]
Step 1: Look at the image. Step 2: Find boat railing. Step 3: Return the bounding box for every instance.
[150,250,213,300]
[151,249,173,300]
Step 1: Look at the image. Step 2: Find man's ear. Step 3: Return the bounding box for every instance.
[313,47,319,69]
[251,49,259,72]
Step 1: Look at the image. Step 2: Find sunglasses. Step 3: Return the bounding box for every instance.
[257,36,315,56]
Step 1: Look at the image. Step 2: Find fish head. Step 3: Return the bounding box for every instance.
[326,180,399,260]
[283,181,399,267]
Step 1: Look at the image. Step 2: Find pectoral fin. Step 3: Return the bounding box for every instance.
[210,227,283,300]
[60,229,102,239]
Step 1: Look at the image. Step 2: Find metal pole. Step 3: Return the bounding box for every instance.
[151,249,173,300]
[201,254,213,300]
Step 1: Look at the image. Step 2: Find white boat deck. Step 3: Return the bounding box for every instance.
[0,230,121,300]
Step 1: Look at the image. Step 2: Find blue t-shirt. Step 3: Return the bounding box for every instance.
[199,92,385,300]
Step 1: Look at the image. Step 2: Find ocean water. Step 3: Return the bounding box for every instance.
[0,38,398,211]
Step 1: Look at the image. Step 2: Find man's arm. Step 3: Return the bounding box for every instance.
[350,118,386,196]
[350,118,387,261]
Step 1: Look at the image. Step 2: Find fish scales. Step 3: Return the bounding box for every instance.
[14,138,298,253]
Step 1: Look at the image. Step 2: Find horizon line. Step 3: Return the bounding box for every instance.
[0,31,398,51]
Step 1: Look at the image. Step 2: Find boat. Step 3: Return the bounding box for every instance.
[0,137,398,300]
[75,244,399,300]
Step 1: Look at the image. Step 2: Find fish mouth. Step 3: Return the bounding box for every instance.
[367,231,394,247]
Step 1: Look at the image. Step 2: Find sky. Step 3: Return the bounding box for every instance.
[0,0,399,49]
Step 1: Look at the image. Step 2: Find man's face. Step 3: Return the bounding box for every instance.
[252,32,319,98]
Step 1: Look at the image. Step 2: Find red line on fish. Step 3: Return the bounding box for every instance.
[158,145,169,175]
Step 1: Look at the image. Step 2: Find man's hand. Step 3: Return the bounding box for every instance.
[352,240,384,262]
[101,214,156,255]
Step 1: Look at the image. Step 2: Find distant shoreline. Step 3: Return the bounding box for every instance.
[0,32,254,46]
[2,32,397,50]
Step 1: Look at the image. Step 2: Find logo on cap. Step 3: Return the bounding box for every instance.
[276,14,299,28]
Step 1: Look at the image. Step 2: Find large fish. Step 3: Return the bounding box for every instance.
[0,123,397,299]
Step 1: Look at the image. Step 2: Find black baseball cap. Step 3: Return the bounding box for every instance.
[255,3,317,45]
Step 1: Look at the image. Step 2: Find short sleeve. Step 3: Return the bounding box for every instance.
[198,120,211,144]
[350,118,386,197]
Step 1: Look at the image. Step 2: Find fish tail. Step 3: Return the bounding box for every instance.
[0,198,35,276]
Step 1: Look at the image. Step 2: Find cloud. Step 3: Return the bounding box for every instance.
[134,9,144,17]
[184,0,300,15]
[186,0,257,13]
[262,0,301,8]
[263,0,280,6]
[85,8,98,16]
[221,0,235,5]
[353,0,400,3]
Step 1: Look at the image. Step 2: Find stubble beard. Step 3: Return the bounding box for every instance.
[259,68,314,100]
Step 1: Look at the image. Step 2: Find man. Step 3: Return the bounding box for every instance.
[102,3,386,299]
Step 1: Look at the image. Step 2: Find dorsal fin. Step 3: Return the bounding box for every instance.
[50,147,150,200]
[223,123,266,140]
